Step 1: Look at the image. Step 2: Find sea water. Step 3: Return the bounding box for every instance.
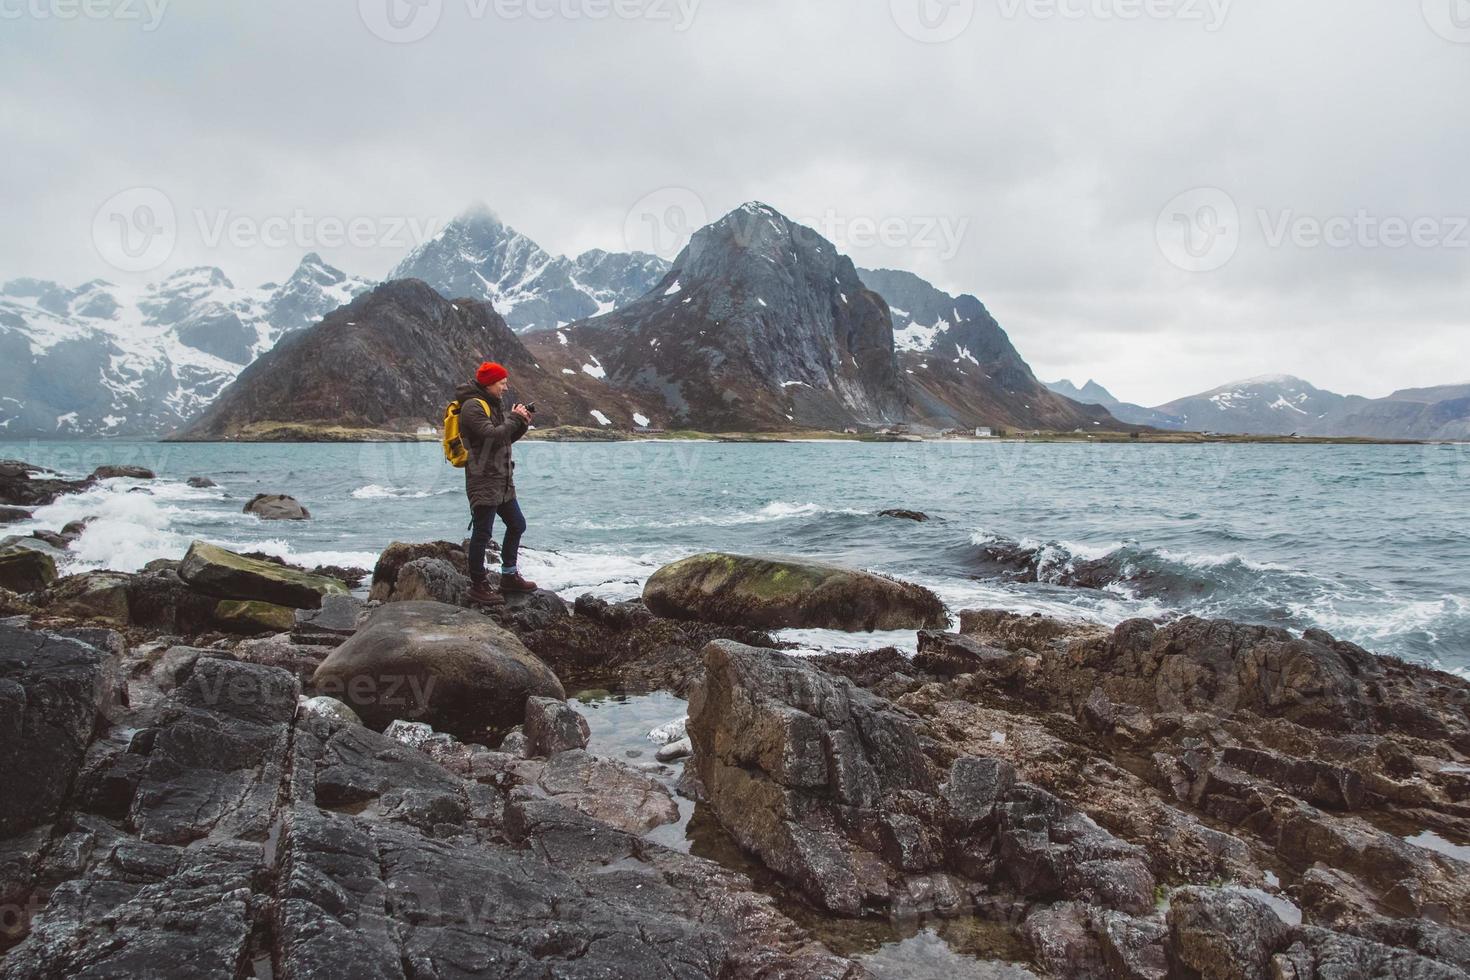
[3,438,1466,672]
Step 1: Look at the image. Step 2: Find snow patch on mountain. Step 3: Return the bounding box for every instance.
[390,204,669,333]
[0,254,370,437]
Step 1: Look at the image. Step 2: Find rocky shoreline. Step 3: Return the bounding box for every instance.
[3,462,1469,978]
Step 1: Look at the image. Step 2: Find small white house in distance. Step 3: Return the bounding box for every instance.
[974,427,994,438]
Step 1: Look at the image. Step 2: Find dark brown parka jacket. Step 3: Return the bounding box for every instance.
[455,382,529,508]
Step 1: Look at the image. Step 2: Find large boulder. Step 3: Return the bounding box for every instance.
[311,600,565,739]
[44,571,132,626]
[0,624,123,835]
[524,696,590,756]
[0,546,57,593]
[533,750,679,834]
[0,505,32,524]
[391,557,470,606]
[367,540,472,602]
[1033,616,1470,749]
[0,462,93,507]
[243,493,311,520]
[643,553,947,631]
[1166,887,1293,979]
[178,541,347,610]
[689,639,1154,916]
[124,567,218,634]
[90,464,155,480]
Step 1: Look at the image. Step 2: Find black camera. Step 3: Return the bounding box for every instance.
[525,402,537,414]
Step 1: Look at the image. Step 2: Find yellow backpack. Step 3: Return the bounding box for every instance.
[442,397,489,468]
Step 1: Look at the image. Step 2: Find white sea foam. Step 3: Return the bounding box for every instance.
[351,484,451,500]
[220,538,380,571]
[23,482,202,572]
[15,479,380,574]
[564,501,868,531]
[519,547,682,602]
[775,628,923,657]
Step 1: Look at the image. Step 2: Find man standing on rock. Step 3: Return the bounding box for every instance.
[456,361,538,604]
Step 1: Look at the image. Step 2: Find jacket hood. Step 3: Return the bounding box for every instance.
[454,381,499,404]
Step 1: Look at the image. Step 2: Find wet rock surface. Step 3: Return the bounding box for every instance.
[0,547,56,593]
[644,552,948,632]
[242,492,311,520]
[524,695,591,755]
[0,624,867,980]
[0,461,94,508]
[312,600,566,738]
[690,639,1155,917]
[390,556,471,605]
[90,464,154,480]
[179,540,348,609]
[367,539,474,602]
[4,531,1470,979]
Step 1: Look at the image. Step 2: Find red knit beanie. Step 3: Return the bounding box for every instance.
[476,361,508,386]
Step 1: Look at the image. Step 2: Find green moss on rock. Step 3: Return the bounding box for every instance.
[214,599,297,634]
[643,553,947,632]
[0,546,58,594]
[179,541,347,610]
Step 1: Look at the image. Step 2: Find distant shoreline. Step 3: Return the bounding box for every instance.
[140,423,1438,446]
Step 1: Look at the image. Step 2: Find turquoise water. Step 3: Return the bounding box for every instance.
[2,439,1466,671]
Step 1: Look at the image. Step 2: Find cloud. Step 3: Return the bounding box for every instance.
[1,0,1465,405]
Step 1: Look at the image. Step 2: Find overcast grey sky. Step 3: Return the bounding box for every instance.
[2,0,1466,405]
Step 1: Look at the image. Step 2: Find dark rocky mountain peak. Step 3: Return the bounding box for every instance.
[525,202,908,431]
[389,203,668,333]
[176,278,667,438]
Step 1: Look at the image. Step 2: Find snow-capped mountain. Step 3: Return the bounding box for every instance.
[855,267,1119,432]
[524,202,907,430]
[0,254,370,437]
[1154,375,1348,435]
[178,279,667,440]
[388,203,669,333]
[1043,378,1186,429]
[513,207,1120,433]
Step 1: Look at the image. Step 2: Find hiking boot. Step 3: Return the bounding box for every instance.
[467,581,504,605]
[498,572,538,594]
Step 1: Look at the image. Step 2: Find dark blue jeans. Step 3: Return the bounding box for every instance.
[469,498,526,580]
